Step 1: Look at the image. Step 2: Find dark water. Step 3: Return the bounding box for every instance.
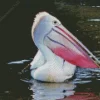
[0,55,99,100]
[1,2,100,100]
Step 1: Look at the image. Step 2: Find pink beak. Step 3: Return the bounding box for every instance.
[45,25,99,68]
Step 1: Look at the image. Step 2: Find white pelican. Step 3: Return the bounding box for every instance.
[30,12,99,82]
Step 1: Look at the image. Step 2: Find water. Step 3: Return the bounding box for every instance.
[1,57,99,100]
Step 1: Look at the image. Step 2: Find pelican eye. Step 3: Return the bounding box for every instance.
[53,20,58,25]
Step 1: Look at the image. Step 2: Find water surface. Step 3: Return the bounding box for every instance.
[3,57,100,100]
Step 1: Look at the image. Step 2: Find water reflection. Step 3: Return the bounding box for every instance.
[28,67,100,100]
[8,59,31,64]
[6,59,100,100]
[92,6,100,8]
[59,92,100,100]
[88,19,100,22]
[29,80,76,100]
[73,68,100,84]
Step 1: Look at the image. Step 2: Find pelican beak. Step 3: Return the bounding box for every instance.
[44,24,100,68]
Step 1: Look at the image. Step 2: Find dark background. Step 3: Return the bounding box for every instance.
[0,0,57,64]
[1,0,100,64]
[0,0,57,92]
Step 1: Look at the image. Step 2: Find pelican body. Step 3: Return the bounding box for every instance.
[30,12,99,82]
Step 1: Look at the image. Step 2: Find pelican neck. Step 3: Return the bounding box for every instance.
[37,44,56,61]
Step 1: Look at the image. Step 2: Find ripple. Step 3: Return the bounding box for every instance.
[73,80,92,84]
[88,19,100,22]
[8,59,30,64]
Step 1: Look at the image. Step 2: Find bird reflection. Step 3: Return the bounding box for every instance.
[29,80,76,100]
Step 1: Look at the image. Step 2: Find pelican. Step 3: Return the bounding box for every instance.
[30,12,99,82]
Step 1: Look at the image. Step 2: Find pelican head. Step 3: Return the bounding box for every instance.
[31,11,99,68]
[31,12,61,45]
